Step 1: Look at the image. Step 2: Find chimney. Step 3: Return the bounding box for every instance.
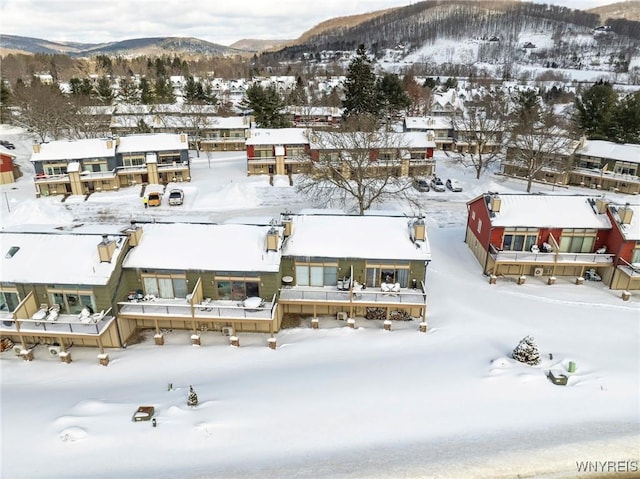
[413,216,426,241]
[282,214,293,238]
[97,234,116,263]
[180,133,187,143]
[619,203,634,225]
[106,139,113,149]
[33,143,41,153]
[266,226,279,252]
[489,194,501,213]
[125,226,143,246]
[595,197,608,214]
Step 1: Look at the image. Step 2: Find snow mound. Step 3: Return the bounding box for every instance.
[59,426,88,442]
[70,399,115,415]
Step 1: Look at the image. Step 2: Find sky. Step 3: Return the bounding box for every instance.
[0,124,638,479]
[0,0,624,46]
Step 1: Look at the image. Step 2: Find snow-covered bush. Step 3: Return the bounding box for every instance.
[512,335,541,366]
[187,385,199,407]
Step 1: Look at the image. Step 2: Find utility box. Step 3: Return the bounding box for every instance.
[547,370,568,386]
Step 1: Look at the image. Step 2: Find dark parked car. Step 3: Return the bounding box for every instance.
[413,178,430,192]
[0,140,15,150]
[430,177,446,192]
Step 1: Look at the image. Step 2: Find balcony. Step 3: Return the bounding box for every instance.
[279,286,424,305]
[0,313,115,336]
[117,295,277,323]
[490,246,614,266]
[34,173,69,184]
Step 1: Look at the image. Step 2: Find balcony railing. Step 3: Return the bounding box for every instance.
[490,247,615,265]
[278,285,426,306]
[34,173,69,183]
[117,295,277,322]
[0,315,114,336]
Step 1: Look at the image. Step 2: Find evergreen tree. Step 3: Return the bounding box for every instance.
[611,92,640,144]
[117,76,140,104]
[187,385,199,407]
[241,84,288,127]
[376,72,410,121]
[95,76,114,105]
[574,81,617,140]
[0,78,11,124]
[512,335,541,366]
[183,76,200,104]
[69,77,93,97]
[154,76,175,104]
[342,44,379,120]
[139,78,154,105]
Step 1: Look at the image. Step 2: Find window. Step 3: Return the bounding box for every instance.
[295,262,338,287]
[83,159,109,172]
[123,157,145,167]
[253,146,273,159]
[631,242,640,265]
[365,262,410,287]
[142,274,188,299]
[286,146,305,159]
[502,228,538,251]
[43,163,67,175]
[559,229,596,253]
[477,218,482,234]
[48,288,95,314]
[0,289,20,312]
[215,275,260,300]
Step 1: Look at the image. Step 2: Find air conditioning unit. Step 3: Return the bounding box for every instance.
[221,326,234,336]
[336,312,348,321]
[534,267,544,277]
[14,345,24,356]
[49,345,62,356]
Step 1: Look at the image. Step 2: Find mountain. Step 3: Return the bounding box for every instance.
[0,34,247,57]
[264,0,640,61]
[229,39,292,53]
[588,1,640,22]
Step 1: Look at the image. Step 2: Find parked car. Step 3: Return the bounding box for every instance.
[168,189,184,206]
[413,178,430,192]
[446,179,463,192]
[147,192,162,207]
[430,177,446,192]
[0,140,15,150]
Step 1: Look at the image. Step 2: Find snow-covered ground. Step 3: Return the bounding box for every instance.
[1,125,638,479]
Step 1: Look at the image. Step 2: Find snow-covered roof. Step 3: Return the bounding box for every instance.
[122,223,282,272]
[488,194,612,229]
[282,214,431,261]
[577,140,640,164]
[0,230,127,285]
[286,106,344,117]
[404,116,452,131]
[0,145,17,157]
[246,128,310,146]
[610,204,640,241]
[30,138,116,162]
[116,133,188,153]
[400,132,437,149]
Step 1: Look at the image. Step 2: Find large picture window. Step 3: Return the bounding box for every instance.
[295,261,338,287]
[559,229,596,253]
[142,274,188,299]
[502,228,538,252]
[365,262,410,287]
[215,274,260,300]
[0,289,20,312]
[48,288,95,314]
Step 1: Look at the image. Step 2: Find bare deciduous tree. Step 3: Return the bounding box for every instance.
[296,117,414,215]
[507,105,575,193]
[11,79,78,141]
[451,91,507,179]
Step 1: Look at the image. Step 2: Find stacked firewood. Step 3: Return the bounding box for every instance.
[365,308,386,320]
[0,337,14,352]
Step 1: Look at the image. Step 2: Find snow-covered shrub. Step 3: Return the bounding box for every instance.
[512,335,541,366]
[187,385,199,407]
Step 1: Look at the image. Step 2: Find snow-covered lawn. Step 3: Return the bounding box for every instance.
[1,125,638,478]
